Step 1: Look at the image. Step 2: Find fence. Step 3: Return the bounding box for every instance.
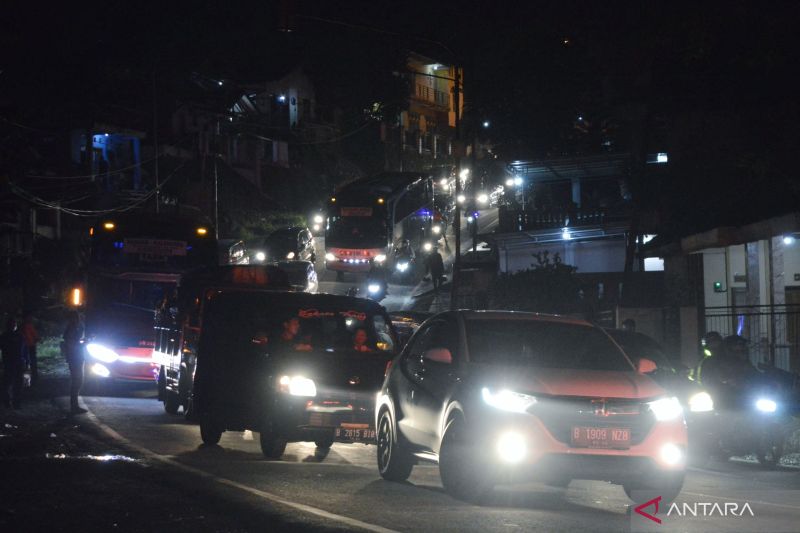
[704,305,800,372]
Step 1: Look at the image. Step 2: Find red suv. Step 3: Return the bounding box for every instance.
[376,311,687,503]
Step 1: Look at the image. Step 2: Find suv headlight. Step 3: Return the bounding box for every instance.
[86,343,119,363]
[482,388,537,413]
[648,397,683,421]
[278,375,316,397]
[688,391,714,412]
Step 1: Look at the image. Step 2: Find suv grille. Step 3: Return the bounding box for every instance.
[531,397,655,445]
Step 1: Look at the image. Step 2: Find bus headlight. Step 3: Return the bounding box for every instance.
[278,375,317,397]
[325,253,336,262]
[86,343,119,363]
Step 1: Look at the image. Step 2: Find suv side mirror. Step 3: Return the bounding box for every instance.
[423,347,452,365]
[637,357,658,374]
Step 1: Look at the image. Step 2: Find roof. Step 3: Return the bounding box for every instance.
[454,310,593,327]
[507,153,630,183]
[335,172,429,199]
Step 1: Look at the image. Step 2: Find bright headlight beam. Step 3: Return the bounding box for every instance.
[91,363,111,378]
[648,397,683,421]
[482,388,537,413]
[756,398,777,413]
[286,251,295,259]
[279,375,316,397]
[325,252,336,262]
[688,391,714,412]
[496,431,527,463]
[313,214,324,224]
[255,251,266,262]
[368,283,381,294]
[86,343,119,363]
[374,254,386,263]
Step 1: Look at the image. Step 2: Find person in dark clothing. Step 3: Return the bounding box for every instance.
[20,312,39,386]
[698,335,759,405]
[63,311,87,414]
[426,248,445,292]
[1,317,26,409]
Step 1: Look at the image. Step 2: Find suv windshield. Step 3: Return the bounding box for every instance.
[466,319,633,372]
[202,291,396,355]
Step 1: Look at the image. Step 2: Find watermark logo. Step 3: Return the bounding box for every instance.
[634,496,662,524]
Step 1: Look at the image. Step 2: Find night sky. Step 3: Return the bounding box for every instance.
[4,0,800,234]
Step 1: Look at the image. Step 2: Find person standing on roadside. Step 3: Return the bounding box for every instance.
[1,317,26,409]
[20,312,39,386]
[62,311,86,414]
[426,247,445,292]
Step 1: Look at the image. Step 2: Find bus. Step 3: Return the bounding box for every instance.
[324,172,435,279]
[81,212,217,388]
[153,264,290,417]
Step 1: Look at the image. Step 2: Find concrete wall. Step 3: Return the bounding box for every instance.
[701,248,728,307]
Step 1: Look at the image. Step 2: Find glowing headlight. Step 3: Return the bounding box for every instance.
[432,225,441,234]
[91,363,111,378]
[286,251,295,259]
[374,254,387,263]
[278,375,316,397]
[648,397,683,421]
[325,252,336,262]
[660,443,684,466]
[368,283,381,294]
[481,388,537,413]
[496,431,527,463]
[313,214,324,224]
[423,242,433,252]
[477,193,489,204]
[86,343,119,363]
[396,261,409,272]
[313,224,321,232]
[255,251,266,262]
[688,391,714,412]
[755,398,777,413]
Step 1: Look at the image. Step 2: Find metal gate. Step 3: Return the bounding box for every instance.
[704,305,800,372]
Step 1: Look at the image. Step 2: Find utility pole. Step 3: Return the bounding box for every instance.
[451,65,461,311]
[214,120,220,240]
[152,70,160,214]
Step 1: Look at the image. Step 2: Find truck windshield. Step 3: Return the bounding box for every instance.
[466,319,633,372]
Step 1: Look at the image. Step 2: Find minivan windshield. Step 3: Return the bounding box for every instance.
[202,291,396,355]
[466,319,633,372]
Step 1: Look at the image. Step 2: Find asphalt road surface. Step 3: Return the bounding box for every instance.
[83,389,800,533]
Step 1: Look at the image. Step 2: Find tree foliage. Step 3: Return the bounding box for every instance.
[489,251,583,315]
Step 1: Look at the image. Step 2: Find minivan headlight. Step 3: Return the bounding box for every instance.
[648,397,683,421]
[482,388,537,413]
[278,375,317,397]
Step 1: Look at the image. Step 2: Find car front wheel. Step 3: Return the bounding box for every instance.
[623,471,685,504]
[377,410,414,482]
[438,416,494,502]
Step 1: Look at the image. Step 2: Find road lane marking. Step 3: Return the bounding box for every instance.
[81,400,399,533]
